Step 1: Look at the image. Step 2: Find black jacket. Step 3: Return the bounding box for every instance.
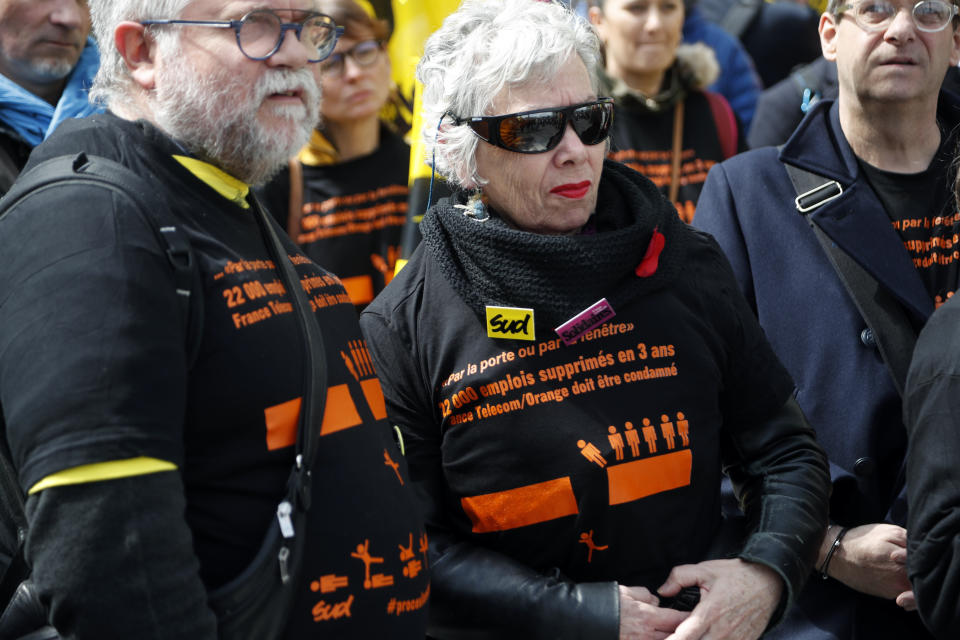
[904,293,960,640]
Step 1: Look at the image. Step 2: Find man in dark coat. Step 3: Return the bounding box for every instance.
[693,1,960,638]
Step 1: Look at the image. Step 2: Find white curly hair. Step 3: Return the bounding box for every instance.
[417,0,603,188]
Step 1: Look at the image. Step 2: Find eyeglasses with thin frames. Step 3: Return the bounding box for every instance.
[836,0,959,32]
[450,98,615,154]
[141,9,345,63]
[320,39,383,76]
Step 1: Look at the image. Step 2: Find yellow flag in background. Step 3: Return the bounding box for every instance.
[385,0,460,263]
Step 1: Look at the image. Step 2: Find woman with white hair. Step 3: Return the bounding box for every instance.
[360,1,829,638]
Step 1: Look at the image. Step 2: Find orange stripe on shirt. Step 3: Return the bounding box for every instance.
[607,450,692,506]
[320,384,363,436]
[264,397,302,451]
[461,477,579,534]
[360,378,387,420]
[341,275,375,306]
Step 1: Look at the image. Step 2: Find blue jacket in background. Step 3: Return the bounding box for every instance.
[692,97,960,640]
[0,37,102,148]
[682,7,761,130]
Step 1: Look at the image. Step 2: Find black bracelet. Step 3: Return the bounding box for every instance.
[819,526,849,580]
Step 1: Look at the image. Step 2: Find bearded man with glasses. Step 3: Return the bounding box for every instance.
[359,1,831,639]
[693,0,960,637]
[0,1,430,639]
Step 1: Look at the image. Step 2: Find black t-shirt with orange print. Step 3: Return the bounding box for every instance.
[360,229,795,592]
[607,91,742,224]
[0,113,428,638]
[258,126,409,311]
[858,133,960,308]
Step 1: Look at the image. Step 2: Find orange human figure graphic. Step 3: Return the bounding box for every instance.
[624,421,641,457]
[641,418,658,453]
[340,350,359,381]
[607,426,625,461]
[384,449,404,485]
[577,440,608,468]
[578,530,609,563]
[398,533,415,561]
[660,414,677,450]
[418,532,429,569]
[350,539,384,589]
[676,411,690,446]
[398,533,423,578]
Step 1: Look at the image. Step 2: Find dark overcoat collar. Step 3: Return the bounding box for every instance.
[776,94,960,322]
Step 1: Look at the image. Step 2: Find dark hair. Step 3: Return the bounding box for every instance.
[316,0,390,41]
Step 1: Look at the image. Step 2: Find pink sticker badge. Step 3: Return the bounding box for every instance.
[555,298,616,346]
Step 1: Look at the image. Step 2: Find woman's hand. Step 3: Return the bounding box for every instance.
[619,585,690,640]
[821,523,912,603]
[655,558,782,640]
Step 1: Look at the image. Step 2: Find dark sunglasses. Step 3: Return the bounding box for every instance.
[450,98,615,154]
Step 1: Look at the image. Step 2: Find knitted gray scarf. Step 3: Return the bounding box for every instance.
[420,159,688,331]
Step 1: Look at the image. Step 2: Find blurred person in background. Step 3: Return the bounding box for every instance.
[0,0,100,195]
[590,0,744,223]
[681,0,761,128]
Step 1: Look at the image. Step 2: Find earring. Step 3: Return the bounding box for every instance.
[455,193,490,222]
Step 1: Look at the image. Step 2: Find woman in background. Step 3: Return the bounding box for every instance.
[589,0,742,223]
[259,0,408,311]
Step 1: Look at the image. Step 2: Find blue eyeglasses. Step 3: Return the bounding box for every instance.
[141,9,344,63]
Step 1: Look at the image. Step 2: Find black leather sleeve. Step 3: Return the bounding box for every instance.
[426,529,619,640]
[722,396,831,627]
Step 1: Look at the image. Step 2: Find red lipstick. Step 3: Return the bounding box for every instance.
[551,181,590,199]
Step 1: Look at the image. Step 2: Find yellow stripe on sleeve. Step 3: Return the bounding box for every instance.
[28,457,178,495]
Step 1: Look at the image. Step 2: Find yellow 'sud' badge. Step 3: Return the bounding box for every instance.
[485,306,535,341]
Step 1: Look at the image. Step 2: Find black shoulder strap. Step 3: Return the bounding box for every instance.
[720,0,763,38]
[781,160,917,396]
[0,153,203,367]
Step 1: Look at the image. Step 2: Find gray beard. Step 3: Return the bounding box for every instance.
[24,56,76,83]
[152,55,321,186]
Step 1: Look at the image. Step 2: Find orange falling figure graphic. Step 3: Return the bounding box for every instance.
[607,426,625,461]
[578,530,609,563]
[624,421,641,457]
[577,440,608,468]
[660,414,677,450]
[676,411,690,447]
[384,449,404,485]
[641,418,658,453]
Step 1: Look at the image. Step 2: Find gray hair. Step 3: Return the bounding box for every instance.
[417,0,603,188]
[88,0,193,107]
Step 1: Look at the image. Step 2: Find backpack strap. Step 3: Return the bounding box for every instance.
[286,158,304,240]
[781,159,917,396]
[705,91,738,160]
[0,153,203,367]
